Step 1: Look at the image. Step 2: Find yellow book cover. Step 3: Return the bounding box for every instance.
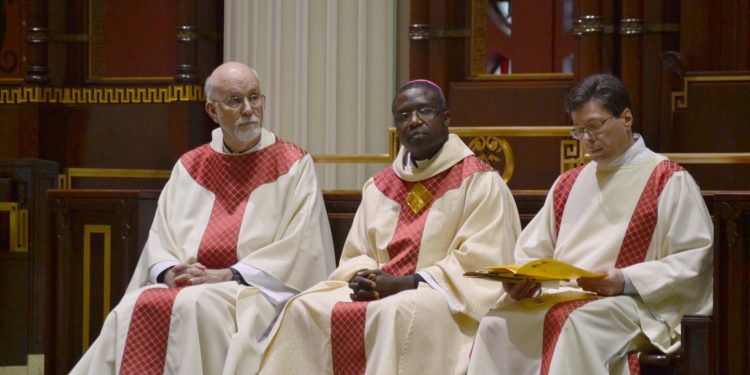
[464,258,606,283]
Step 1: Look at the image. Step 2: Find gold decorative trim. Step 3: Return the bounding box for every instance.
[561,139,588,172]
[63,168,172,189]
[312,154,391,164]
[27,27,49,43]
[408,24,431,41]
[0,85,204,105]
[619,18,644,35]
[663,153,750,164]
[573,15,604,35]
[50,33,90,43]
[0,202,28,252]
[469,73,575,81]
[671,75,750,111]
[82,224,111,353]
[470,0,488,76]
[407,183,433,214]
[177,26,199,42]
[467,136,515,182]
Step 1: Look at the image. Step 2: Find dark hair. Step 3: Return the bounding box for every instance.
[391,80,447,113]
[564,73,631,117]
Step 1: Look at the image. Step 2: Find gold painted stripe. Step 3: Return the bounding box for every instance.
[0,85,205,105]
[672,75,750,110]
[65,168,172,189]
[664,153,750,164]
[82,225,111,353]
[312,154,391,163]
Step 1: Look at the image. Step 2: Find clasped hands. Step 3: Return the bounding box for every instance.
[503,266,625,300]
[348,269,417,301]
[163,262,233,288]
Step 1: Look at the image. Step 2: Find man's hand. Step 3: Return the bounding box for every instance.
[348,269,417,301]
[577,267,624,296]
[163,263,233,288]
[503,281,541,301]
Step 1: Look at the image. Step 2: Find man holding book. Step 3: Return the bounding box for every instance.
[468,73,713,374]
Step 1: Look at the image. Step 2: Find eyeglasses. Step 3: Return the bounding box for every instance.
[570,116,615,140]
[394,107,440,125]
[216,94,265,109]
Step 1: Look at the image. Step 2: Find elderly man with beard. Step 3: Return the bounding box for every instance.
[71,62,336,374]
[260,80,521,374]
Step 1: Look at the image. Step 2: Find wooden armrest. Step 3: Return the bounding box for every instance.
[681,314,713,375]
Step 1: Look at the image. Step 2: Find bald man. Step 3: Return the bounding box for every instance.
[260,80,521,374]
[71,62,335,374]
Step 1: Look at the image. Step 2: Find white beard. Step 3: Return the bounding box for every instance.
[233,115,261,144]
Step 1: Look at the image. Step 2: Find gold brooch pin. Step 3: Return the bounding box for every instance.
[406,182,433,214]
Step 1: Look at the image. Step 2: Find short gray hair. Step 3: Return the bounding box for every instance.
[204,66,261,102]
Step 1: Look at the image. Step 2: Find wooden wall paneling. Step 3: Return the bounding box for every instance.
[176,0,198,83]
[0,0,27,83]
[619,0,643,135]
[59,0,87,85]
[323,191,361,264]
[714,193,750,374]
[89,0,178,82]
[409,0,431,79]
[0,252,29,365]
[656,51,684,152]
[0,159,58,363]
[195,0,222,81]
[669,74,750,189]
[509,2,555,73]
[640,0,681,150]
[46,190,159,375]
[573,0,604,79]
[0,106,20,158]
[428,0,468,96]
[448,80,573,189]
[680,0,750,71]
[25,0,49,84]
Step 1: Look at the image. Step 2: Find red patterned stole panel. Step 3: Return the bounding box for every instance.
[180,139,305,269]
[540,299,594,375]
[330,156,493,375]
[120,288,181,375]
[541,159,683,375]
[119,138,304,373]
[615,160,683,268]
[552,166,584,238]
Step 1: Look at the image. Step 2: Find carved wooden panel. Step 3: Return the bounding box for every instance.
[45,189,158,375]
[0,0,26,83]
[0,159,57,365]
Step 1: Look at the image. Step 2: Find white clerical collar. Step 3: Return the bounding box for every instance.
[604,133,647,167]
[210,127,274,155]
[222,140,262,155]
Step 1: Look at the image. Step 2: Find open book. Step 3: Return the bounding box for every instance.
[465,258,606,283]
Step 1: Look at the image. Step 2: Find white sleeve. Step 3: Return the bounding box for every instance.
[416,270,461,314]
[148,260,181,284]
[233,262,297,306]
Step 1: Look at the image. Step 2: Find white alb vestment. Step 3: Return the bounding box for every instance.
[72,128,335,375]
[468,135,713,375]
[261,134,521,375]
